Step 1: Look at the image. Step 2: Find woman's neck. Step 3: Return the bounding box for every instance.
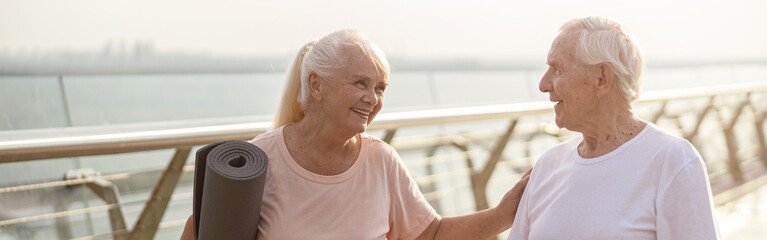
[283,118,361,175]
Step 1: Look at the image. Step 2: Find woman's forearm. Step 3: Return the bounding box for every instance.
[434,207,513,240]
[429,169,529,240]
[180,215,194,240]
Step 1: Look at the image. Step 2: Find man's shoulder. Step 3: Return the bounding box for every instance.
[534,136,581,168]
[640,124,699,159]
[539,136,580,159]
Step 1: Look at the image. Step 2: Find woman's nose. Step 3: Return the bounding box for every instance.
[362,88,378,105]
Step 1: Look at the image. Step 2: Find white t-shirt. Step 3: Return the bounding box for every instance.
[508,123,719,240]
[250,126,437,240]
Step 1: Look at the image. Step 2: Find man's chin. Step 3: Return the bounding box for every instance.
[554,117,566,129]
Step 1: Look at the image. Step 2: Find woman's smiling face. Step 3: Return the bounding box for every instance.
[315,47,387,134]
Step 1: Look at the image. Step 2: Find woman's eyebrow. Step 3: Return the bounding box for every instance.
[352,74,370,80]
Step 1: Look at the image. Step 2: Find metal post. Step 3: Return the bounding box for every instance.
[723,127,745,182]
[650,101,667,123]
[469,119,517,212]
[129,147,191,240]
[755,112,767,167]
[58,75,97,234]
[382,129,397,144]
[718,96,750,182]
[432,137,501,240]
[424,143,444,213]
[682,97,715,143]
[53,192,74,239]
[86,179,128,240]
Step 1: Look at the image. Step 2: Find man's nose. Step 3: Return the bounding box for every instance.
[539,73,553,93]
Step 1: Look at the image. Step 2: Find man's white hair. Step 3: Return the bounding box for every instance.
[561,16,644,102]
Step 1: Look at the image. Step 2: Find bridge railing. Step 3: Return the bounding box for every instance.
[1,82,766,239]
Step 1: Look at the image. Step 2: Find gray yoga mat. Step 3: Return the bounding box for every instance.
[193,140,268,240]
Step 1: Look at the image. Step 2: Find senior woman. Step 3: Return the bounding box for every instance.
[507,16,720,240]
[180,29,531,240]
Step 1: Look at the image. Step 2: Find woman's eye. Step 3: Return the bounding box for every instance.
[375,86,386,93]
[355,81,366,87]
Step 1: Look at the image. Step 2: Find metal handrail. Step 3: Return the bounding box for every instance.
[1,81,766,240]
[2,81,766,163]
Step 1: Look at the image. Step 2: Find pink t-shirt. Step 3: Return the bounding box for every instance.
[250,126,437,240]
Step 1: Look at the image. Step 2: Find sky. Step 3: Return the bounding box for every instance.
[1,0,766,62]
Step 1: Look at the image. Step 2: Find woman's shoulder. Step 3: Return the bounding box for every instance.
[361,133,396,152]
[248,127,284,150]
[360,133,402,167]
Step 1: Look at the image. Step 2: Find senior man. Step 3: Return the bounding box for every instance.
[508,16,720,239]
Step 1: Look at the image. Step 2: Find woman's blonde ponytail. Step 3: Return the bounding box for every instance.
[273,41,315,129]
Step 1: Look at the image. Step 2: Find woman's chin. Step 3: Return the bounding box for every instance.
[357,124,369,133]
[343,123,367,135]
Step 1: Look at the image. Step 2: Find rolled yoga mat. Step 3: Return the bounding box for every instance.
[193,140,268,240]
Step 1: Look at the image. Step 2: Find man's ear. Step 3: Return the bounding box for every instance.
[596,62,614,97]
[308,72,323,102]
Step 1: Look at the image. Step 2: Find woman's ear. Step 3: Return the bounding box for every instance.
[596,62,614,97]
[308,72,323,102]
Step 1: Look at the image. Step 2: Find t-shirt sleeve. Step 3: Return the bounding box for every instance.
[386,148,438,240]
[656,157,720,240]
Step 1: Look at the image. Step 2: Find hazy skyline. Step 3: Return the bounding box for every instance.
[1,0,766,63]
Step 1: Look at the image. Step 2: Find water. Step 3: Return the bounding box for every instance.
[2,63,766,131]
